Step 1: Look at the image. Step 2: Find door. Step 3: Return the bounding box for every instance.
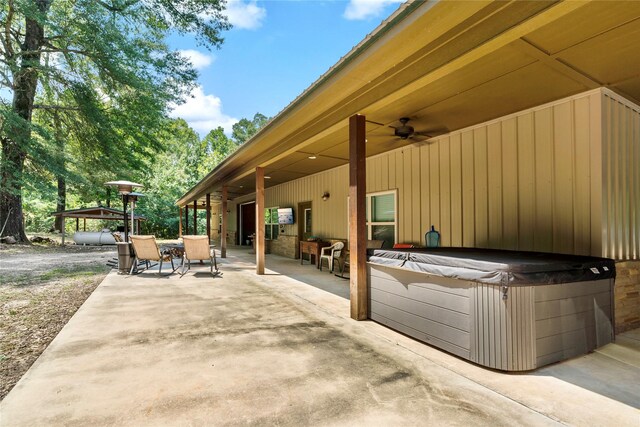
[240,202,256,246]
[297,201,312,258]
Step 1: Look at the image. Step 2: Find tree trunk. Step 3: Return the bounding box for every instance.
[55,176,66,231]
[0,140,28,241]
[53,114,66,232]
[0,0,52,242]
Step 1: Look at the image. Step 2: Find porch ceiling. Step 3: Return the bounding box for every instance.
[182,0,640,206]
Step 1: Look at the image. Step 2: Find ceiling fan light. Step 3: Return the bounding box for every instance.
[308,154,317,159]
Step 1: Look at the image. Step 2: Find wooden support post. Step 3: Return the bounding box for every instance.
[256,167,265,275]
[349,114,367,320]
[178,207,183,237]
[185,206,189,235]
[76,218,79,231]
[61,216,66,246]
[222,185,228,258]
[83,218,86,231]
[193,200,198,235]
[206,193,211,242]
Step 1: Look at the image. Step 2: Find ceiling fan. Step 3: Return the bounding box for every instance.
[389,117,432,141]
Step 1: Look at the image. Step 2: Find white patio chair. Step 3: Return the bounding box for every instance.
[319,241,345,273]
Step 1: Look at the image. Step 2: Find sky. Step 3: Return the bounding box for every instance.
[168,0,403,137]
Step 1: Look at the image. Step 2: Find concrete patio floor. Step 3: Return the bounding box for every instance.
[1,248,638,426]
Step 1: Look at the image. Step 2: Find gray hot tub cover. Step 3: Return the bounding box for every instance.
[368,247,615,286]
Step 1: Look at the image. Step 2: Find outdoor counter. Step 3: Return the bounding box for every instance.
[367,248,615,371]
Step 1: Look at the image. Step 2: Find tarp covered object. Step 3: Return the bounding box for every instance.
[368,247,615,286]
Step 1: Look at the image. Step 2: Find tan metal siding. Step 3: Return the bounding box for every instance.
[410,90,602,253]
[602,92,640,260]
[229,89,640,257]
[262,166,350,240]
[450,134,463,247]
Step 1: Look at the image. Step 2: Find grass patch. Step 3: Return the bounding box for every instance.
[5,264,110,287]
[38,265,108,282]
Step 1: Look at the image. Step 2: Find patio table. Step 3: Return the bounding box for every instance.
[300,240,330,268]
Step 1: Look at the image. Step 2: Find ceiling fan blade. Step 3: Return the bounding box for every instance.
[365,119,385,126]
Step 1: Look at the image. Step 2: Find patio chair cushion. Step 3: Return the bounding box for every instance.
[182,235,213,260]
[130,235,162,261]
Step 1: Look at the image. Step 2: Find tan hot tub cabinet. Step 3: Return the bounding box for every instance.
[367,248,615,371]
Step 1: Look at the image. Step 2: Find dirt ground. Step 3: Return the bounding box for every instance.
[0,239,115,400]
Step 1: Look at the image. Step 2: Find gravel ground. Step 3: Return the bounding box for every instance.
[0,241,115,400]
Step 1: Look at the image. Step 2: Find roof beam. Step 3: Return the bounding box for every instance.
[512,38,601,89]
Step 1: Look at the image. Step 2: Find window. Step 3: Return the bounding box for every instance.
[265,207,279,240]
[347,190,398,248]
[304,208,312,233]
[367,190,396,247]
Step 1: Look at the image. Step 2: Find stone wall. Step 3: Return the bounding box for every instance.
[226,231,236,247]
[615,260,640,333]
[270,234,297,258]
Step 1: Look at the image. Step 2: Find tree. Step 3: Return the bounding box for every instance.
[135,119,201,238]
[231,113,270,145]
[200,126,238,175]
[0,0,230,242]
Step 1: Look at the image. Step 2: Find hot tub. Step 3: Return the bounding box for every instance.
[367,248,615,371]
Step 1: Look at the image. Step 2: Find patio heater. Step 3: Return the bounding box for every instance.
[105,180,143,275]
[104,180,143,242]
[128,192,144,236]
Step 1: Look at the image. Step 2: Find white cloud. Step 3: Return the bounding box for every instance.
[343,0,402,21]
[224,0,266,30]
[170,86,238,137]
[178,49,215,70]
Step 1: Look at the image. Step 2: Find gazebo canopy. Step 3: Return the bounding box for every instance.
[51,206,146,221]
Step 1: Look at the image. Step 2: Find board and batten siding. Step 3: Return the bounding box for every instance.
[228,167,350,241]
[227,88,638,260]
[367,90,605,255]
[602,91,640,260]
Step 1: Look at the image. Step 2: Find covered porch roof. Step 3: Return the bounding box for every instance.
[178,0,640,206]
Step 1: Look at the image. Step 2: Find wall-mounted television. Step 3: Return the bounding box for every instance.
[277,207,294,225]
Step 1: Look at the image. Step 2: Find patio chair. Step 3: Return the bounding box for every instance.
[334,240,386,279]
[181,235,221,277]
[319,241,345,272]
[129,235,175,275]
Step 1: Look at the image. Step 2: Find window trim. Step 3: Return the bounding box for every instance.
[347,189,398,245]
[265,206,279,240]
[304,208,312,234]
[366,189,398,244]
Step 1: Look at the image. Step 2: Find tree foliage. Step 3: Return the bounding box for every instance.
[232,112,270,145]
[0,0,230,241]
[134,119,200,237]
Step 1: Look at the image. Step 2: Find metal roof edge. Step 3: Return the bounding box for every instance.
[176,0,433,206]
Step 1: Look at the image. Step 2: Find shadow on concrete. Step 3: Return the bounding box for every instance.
[531,328,640,409]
